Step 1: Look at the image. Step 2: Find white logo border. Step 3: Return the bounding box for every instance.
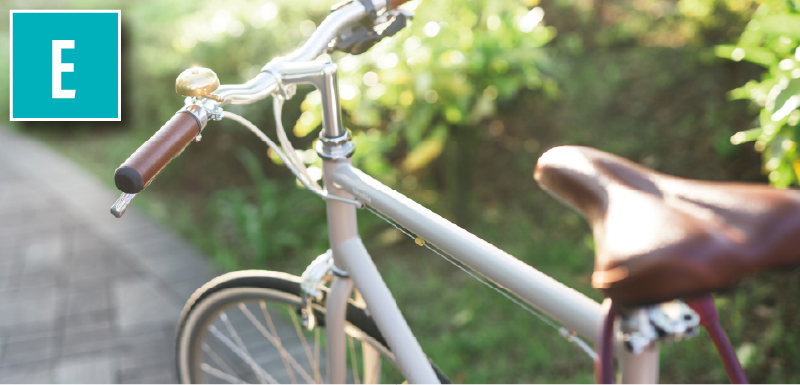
[9,10,122,121]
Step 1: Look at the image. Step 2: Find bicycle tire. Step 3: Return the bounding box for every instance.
[176,270,449,384]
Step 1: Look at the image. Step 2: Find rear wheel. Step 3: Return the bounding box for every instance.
[176,270,448,384]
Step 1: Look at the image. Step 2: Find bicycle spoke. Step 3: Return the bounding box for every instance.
[237,301,316,383]
[314,328,321,381]
[245,302,296,384]
[179,282,414,384]
[363,342,382,385]
[221,313,252,356]
[209,324,275,384]
[220,313,267,384]
[203,343,241,382]
[288,305,323,384]
[201,363,248,384]
[348,334,361,384]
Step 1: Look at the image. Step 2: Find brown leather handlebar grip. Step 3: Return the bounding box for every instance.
[388,0,411,9]
[114,111,200,194]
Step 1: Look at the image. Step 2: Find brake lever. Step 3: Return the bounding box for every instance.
[334,27,382,55]
[111,192,136,218]
[333,9,413,55]
[379,10,411,37]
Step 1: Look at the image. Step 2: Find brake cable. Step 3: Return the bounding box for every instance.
[226,96,597,362]
[363,205,599,361]
[222,105,361,207]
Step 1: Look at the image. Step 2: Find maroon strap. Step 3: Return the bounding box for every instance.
[685,295,749,384]
[595,298,616,384]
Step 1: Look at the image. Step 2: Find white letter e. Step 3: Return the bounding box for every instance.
[52,40,75,99]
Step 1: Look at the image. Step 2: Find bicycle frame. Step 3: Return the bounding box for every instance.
[118,0,664,380]
[319,154,661,383]
[214,40,663,385]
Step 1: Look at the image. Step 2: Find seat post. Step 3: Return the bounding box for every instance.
[684,295,748,384]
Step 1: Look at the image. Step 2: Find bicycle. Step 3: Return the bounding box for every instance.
[108,0,800,383]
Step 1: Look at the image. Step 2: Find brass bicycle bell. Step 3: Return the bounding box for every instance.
[176,67,222,101]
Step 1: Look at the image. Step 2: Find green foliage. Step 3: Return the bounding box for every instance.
[127,0,336,125]
[546,0,752,50]
[328,0,555,170]
[294,0,556,220]
[721,0,800,187]
[206,149,329,269]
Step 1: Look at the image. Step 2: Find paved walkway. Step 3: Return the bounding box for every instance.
[0,128,220,383]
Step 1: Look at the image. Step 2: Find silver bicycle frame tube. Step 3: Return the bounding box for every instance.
[325,275,354,384]
[332,163,602,338]
[323,160,441,384]
[620,342,660,383]
[324,161,661,383]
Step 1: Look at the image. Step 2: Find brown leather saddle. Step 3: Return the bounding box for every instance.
[534,146,800,306]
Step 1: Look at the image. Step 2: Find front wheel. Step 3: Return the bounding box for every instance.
[176,270,448,384]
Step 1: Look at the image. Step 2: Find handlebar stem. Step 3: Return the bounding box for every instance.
[275,60,356,161]
[277,60,345,139]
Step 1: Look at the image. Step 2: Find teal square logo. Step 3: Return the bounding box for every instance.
[10,11,121,121]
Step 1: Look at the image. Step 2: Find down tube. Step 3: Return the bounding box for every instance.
[331,163,603,341]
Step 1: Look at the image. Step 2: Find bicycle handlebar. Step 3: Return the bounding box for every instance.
[114,109,203,193]
[213,0,389,105]
[112,0,395,198]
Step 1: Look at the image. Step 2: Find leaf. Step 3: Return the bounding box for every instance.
[715,45,737,60]
[731,128,763,144]
[403,105,435,146]
[293,109,321,137]
[468,92,496,124]
[759,14,800,39]
[736,343,757,369]
[235,149,266,184]
[716,45,777,66]
[401,124,448,172]
[771,78,800,121]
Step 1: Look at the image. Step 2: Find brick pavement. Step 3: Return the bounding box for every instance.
[0,128,220,383]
